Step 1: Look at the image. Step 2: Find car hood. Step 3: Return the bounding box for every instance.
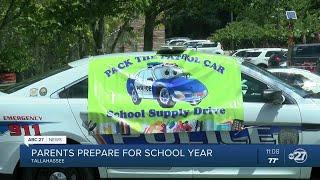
[158,77,207,92]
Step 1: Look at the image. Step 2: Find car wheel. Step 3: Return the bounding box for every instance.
[131,88,141,105]
[157,88,175,108]
[22,167,96,180]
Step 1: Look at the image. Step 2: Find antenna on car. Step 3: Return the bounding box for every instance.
[157,46,186,55]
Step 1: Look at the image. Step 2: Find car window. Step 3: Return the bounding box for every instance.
[144,70,154,81]
[185,42,198,47]
[265,51,280,57]
[274,72,311,90]
[59,78,88,99]
[241,73,268,102]
[169,40,185,46]
[201,43,217,48]
[242,62,309,97]
[295,45,320,57]
[1,66,71,94]
[234,51,247,57]
[245,51,261,57]
[196,44,203,48]
[137,71,145,81]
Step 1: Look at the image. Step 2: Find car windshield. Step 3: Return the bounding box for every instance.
[154,66,185,79]
[1,65,71,94]
[184,42,198,48]
[242,62,309,98]
[245,51,261,57]
[276,71,320,98]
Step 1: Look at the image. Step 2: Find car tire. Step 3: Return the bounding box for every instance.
[157,88,175,108]
[21,167,96,180]
[131,88,141,105]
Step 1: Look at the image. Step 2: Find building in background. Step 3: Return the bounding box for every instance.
[114,17,165,52]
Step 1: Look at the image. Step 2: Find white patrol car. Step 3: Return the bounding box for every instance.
[1,52,320,179]
[232,48,287,68]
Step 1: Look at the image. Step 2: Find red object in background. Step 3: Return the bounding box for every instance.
[293,62,317,72]
[274,56,281,63]
[0,73,16,84]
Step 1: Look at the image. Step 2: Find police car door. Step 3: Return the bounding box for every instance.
[135,70,146,98]
[63,76,193,178]
[193,72,302,178]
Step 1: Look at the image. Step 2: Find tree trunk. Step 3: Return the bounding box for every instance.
[143,13,156,51]
[91,16,105,55]
[110,20,129,53]
[302,34,307,44]
[78,34,87,58]
[230,11,234,22]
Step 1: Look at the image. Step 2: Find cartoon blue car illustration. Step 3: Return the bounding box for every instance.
[126,62,208,108]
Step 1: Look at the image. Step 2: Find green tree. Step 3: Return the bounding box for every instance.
[141,0,184,51]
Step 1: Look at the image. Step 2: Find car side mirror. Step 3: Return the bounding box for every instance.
[147,78,154,81]
[263,89,285,105]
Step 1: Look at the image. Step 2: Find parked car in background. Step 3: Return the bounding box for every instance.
[240,48,287,68]
[0,73,16,85]
[269,68,320,94]
[291,43,320,73]
[268,51,288,68]
[189,41,224,55]
[166,37,190,46]
[231,49,252,57]
[183,40,210,48]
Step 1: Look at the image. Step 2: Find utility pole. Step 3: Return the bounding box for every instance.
[285,11,297,66]
[287,21,294,66]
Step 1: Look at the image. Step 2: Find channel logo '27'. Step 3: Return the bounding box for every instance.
[288,148,308,164]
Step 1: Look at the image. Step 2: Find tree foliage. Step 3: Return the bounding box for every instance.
[210,0,320,50]
[0,0,319,77]
[0,0,141,77]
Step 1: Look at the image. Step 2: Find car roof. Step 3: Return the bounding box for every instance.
[246,48,287,52]
[166,37,190,41]
[198,42,218,45]
[234,48,252,52]
[186,40,210,43]
[168,39,188,42]
[295,43,320,47]
[68,51,156,67]
[236,48,287,52]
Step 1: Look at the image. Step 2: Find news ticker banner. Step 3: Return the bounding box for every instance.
[20,144,317,167]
